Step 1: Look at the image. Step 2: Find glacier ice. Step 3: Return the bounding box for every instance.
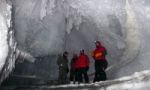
[11,0,138,80]
[0,8,8,73]
[0,0,16,83]
[0,0,150,85]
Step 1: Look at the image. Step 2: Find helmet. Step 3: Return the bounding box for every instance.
[80,49,84,54]
[63,51,68,56]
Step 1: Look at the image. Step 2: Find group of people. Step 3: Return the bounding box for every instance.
[57,41,108,84]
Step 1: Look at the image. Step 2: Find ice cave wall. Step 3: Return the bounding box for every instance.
[12,0,127,80]
[115,0,150,78]
[0,0,16,83]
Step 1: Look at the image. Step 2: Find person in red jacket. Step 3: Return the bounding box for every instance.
[69,54,78,84]
[92,41,108,82]
[76,49,90,83]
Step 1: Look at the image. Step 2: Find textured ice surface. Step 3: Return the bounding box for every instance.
[0,0,16,83]
[0,7,8,73]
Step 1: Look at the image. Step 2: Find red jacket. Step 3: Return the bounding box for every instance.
[71,57,78,70]
[76,54,90,69]
[92,45,107,61]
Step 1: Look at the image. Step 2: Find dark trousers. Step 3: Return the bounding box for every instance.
[69,69,78,82]
[93,60,108,82]
[58,68,68,84]
[77,67,89,83]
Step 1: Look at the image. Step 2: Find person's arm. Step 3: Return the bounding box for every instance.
[66,58,69,73]
[103,48,107,56]
[91,51,95,60]
[105,50,107,55]
[57,56,61,66]
[85,55,90,71]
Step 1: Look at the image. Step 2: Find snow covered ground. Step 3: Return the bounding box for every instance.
[1,70,150,90]
[32,70,149,90]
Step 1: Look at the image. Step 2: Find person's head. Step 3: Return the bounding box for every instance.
[63,51,68,57]
[95,41,101,48]
[73,54,78,58]
[80,49,85,55]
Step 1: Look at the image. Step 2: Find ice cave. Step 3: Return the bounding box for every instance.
[0,0,150,90]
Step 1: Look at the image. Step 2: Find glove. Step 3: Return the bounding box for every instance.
[66,68,69,73]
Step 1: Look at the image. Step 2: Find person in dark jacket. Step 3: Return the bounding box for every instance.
[76,49,90,83]
[92,41,108,82]
[69,54,78,84]
[57,51,69,84]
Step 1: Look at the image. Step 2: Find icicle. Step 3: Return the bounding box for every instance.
[65,6,83,34]
[40,0,56,20]
[66,17,73,34]
[6,4,11,28]
[40,0,47,20]
[122,0,141,61]
[47,0,56,14]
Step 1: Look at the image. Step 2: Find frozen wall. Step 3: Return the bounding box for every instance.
[12,0,127,80]
[0,0,16,83]
[0,1,9,73]
[11,0,140,80]
[115,0,150,78]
